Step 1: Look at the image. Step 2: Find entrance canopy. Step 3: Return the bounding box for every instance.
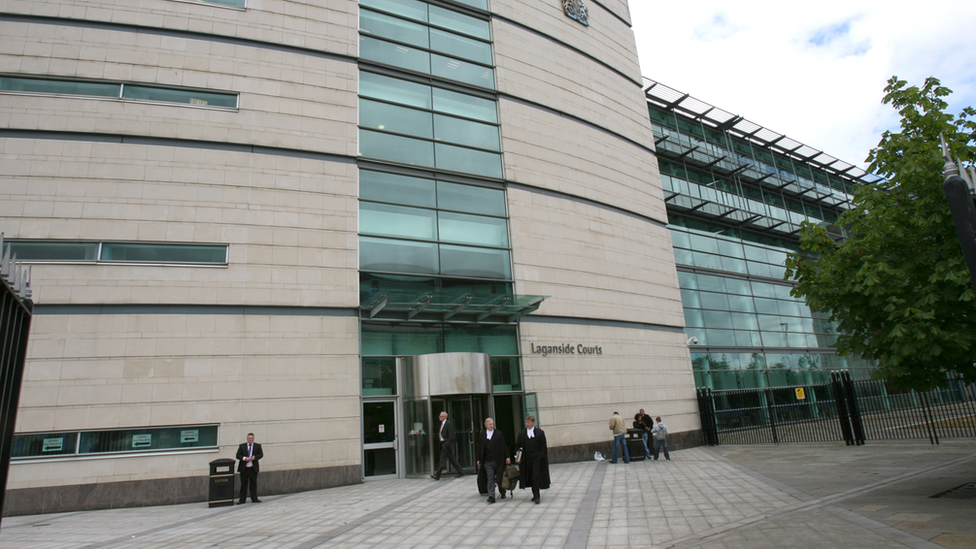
[362,289,546,324]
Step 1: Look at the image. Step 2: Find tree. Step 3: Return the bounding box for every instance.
[785,76,976,390]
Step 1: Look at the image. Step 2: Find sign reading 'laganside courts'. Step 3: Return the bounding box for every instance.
[530,343,603,356]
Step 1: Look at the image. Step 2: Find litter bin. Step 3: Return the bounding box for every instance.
[626,429,646,461]
[209,458,237,508]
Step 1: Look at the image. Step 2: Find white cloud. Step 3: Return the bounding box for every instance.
[629,1,976,169]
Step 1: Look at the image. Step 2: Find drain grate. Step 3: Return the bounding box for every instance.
[930,482,976,499]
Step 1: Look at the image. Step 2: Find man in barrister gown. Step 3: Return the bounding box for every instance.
[514,415,550,504]
[475,417,510,503]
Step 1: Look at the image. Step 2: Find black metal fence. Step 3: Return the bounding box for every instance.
[697,370,976,446]
[0,235,34,530]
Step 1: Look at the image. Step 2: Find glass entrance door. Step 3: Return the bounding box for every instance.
[363,400,397,477]
[429,395,491,474]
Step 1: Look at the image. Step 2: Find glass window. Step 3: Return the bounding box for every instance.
[360,72,432,110]
[438,211,508,247]
[670,230,691,249]
[724,278,751,296]
[362,323,442,355]
[727,295,756,313]
[1,76,118,97]
[730,313,759,331]
[680,289,700,308]
[677,271,698,289]
[750,281,777,298]
[360,130,435,167]
[699,291,729,310]
[121,85,237,108]
[449,0,487,9]
[735,331,763,346]
[689,233,719,254]
[360,170,436,207]
[11,432,77,458]
[673,248,693,266]
[430,29,492,64]
[490,357,521,392]
[437,181,505,215]
[445,324,518,354]
[702,310,733,328]
[719,256,748,274]
[78,426,218,455]
[440,244,510,279]
[433,114,499,150]
[684,309,703,328]
[360,36,431,73]
[360,202,438,240]
[360,0,429,22]
[362,357,397,396]
[754,298,779,314]
[99,243,227,264]
[6,241,98,261]
[704,329,736,346]
[432,87,497,122]
[360,236,439,274]
[434,143,502,178]
[195,0,247,7]
[430,54,494,88]
[360,98,433,138]
[428,5,490,40]
[361,9,429,48]
[696,274,726,293]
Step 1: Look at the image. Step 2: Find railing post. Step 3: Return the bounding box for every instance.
[832,371,854,445]
[842,370,865,445]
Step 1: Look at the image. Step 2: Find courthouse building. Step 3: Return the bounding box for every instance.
[1,0,697,514]
[0,0,878,515]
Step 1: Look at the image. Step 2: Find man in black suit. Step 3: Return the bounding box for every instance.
[430,411,464,480]
[236,433,264,503]
[475,417,510,503]
[515,415,550,504]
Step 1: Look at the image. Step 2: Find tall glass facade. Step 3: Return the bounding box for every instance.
[645,81,878,390]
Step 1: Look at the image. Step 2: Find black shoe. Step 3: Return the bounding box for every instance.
[533,497,540,504]
[430,474,439,480]
[500,493,506,499]
[252,499,261,503]
[487,496,495,504]
[455,473,464,478]
[238,500,246,504]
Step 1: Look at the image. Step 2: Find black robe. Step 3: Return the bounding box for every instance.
[514,427,550,490]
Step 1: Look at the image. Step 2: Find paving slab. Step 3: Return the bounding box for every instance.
[1,440,973,548]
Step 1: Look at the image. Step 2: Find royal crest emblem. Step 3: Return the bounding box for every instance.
[562,0,589,26]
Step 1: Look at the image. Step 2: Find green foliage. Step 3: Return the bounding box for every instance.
[785,77,976,390]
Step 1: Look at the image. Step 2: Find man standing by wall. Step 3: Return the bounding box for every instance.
[634,408,653,459]
[236,433,263,504]
[651,416,671,462]
[609,411,629,464]
[431,411,464,480]
[475,417,510,503]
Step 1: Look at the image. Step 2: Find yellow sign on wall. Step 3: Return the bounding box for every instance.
[795,388,806,400]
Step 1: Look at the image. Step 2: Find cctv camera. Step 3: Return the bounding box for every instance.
[686,337,699,345]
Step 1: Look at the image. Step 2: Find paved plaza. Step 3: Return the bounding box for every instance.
[1,441,974,548]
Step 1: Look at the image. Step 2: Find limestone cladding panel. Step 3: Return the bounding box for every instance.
[508,187,682,326]
[0,20,358,156]
[499,99,665,222]
[0,0,358,57]
[519,322,699,450]
[588,0,631,25]
[491,0,641,84]
[0,141,359,306]
[493,18,653,151]
[7,313,361,489]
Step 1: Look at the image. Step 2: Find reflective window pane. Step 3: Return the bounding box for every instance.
[360,36,431,73]
[439,244,511,279]
[1,76,118,97]
[360,9,430,48]
[360,170,436,207]
[360,202,437,240]
[360,0,428,22]
[428,5,490,40]
[437,181,505,216]
[449,0,487,9]
[100,243,227,263]
[699,291,729,310]
[434,143,502,178]
[360,130,435,167]
[433,114,499,150]
[431,54,494,88]
[360,98,433,138]
[360,236,439,274]
[362,357,397,396]
[121,85,237,108]
[438,211,508,246]
[430,28,492,64]
[432,87,497,122]
[7,241,98,261]
[360,72,432,110]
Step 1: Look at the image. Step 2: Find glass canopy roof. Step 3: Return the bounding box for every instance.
[361,289,547,324]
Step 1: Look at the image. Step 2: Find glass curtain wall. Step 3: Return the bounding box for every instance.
[651,103,876,391]
[358,0,522,477]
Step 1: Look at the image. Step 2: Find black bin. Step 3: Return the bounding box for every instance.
[209,458,236,508]
[626,429,646,461]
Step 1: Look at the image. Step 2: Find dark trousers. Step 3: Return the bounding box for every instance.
[434,441,463,477]
[484,461,504,497]
[525,458,543,500]
[653,439,670,461]
[239,468,258,502]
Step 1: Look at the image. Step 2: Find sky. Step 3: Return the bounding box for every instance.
[628,1,976,170]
